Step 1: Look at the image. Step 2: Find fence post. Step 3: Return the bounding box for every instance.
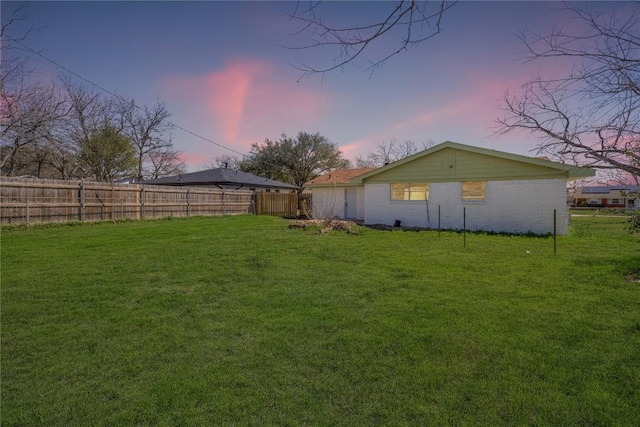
[111,184,115,220]
[554,209,557,256]
[222,190,226,215]
[80,179,86,221]
[141,185,146,218]
[252,191,258,215]
[438,205,441,237]
[25,196,30,225]
[463,207,466,248]
[121,201,124,219]
[186,188,190,217]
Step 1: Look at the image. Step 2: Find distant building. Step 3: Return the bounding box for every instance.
[574,185,639,209]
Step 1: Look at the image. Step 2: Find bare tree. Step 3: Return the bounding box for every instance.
[145,146,186,179]
[43,136,84,179]
[62,78,119,148]
[289,1,457,79]
[60,78,132,179]
[1,6,69,177]
[121,99,174,180]
[354,139,433,167]
[0,6,33,92]
[2,10,181,181]
[497,3,640,180]
[0,81,67,176]
[201,154,242,170]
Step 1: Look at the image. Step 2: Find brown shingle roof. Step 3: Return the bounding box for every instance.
[305,168,378,186]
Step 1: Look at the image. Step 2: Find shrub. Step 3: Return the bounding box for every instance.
[629,213,640,233]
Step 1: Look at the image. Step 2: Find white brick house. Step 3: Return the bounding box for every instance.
[304,168,376,220]
[306,142,594,235]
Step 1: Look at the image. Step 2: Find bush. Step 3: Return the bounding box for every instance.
[629,213,640,233]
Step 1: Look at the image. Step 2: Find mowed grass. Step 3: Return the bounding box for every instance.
[2,215,639,426]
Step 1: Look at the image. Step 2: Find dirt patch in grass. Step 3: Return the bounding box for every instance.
[289,219,360,234]
[626,269,640,283]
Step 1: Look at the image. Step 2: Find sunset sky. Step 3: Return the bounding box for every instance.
[2,1,627,171]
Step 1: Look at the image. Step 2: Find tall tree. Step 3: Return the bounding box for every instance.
[0,81,67,176]
[498,3,640,181]
[240,132,351,189]
[80,124,136,182]
[121,99,174,180]
[1,8,68,177]
[62,78,123,166]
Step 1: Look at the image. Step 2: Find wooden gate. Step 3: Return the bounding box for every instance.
[256,192,299,218]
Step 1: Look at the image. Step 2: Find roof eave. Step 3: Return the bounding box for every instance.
[567,168,596,180]
[145,180,298,189]
[306,182,362,188]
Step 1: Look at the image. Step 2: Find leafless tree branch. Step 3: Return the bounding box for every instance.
[286,1,457,80]
[498,2,640,180]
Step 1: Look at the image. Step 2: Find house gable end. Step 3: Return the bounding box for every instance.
[350,142,594,184]
[361,148,569,183]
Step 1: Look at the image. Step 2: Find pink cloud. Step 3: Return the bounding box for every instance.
[393,72,533,135]
[339,140,366,157]
[205,60,269,144]
[178,152,212,167]
[393,102,467,131]
[162,58,327,153]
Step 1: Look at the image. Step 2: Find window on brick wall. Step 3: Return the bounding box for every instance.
[462,181,485,200]
[391,183,429,201]
[610,198,621,204]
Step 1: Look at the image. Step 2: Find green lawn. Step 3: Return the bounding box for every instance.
[2,215,639,426]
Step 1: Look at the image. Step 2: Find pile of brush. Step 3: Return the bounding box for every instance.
[288,219,360,234]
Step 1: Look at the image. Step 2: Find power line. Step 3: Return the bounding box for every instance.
[4,36,303,181]
[7,36,249,158]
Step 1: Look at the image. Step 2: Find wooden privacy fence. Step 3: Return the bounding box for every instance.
[256,191,299,218]
[0,177,254,225]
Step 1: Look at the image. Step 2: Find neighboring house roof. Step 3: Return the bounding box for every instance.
[305,168,378,187]
[349,141,595,184]
[141,168,299,190]
[114,176,140,184]
[579,185,640,194]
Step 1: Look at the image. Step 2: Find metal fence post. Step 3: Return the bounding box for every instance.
[25,196,30,225]
[463,207,466,248]
[554,209,557,256]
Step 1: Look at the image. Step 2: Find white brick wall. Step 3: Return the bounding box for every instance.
[311,187,346,219]
[364,179,569,234]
